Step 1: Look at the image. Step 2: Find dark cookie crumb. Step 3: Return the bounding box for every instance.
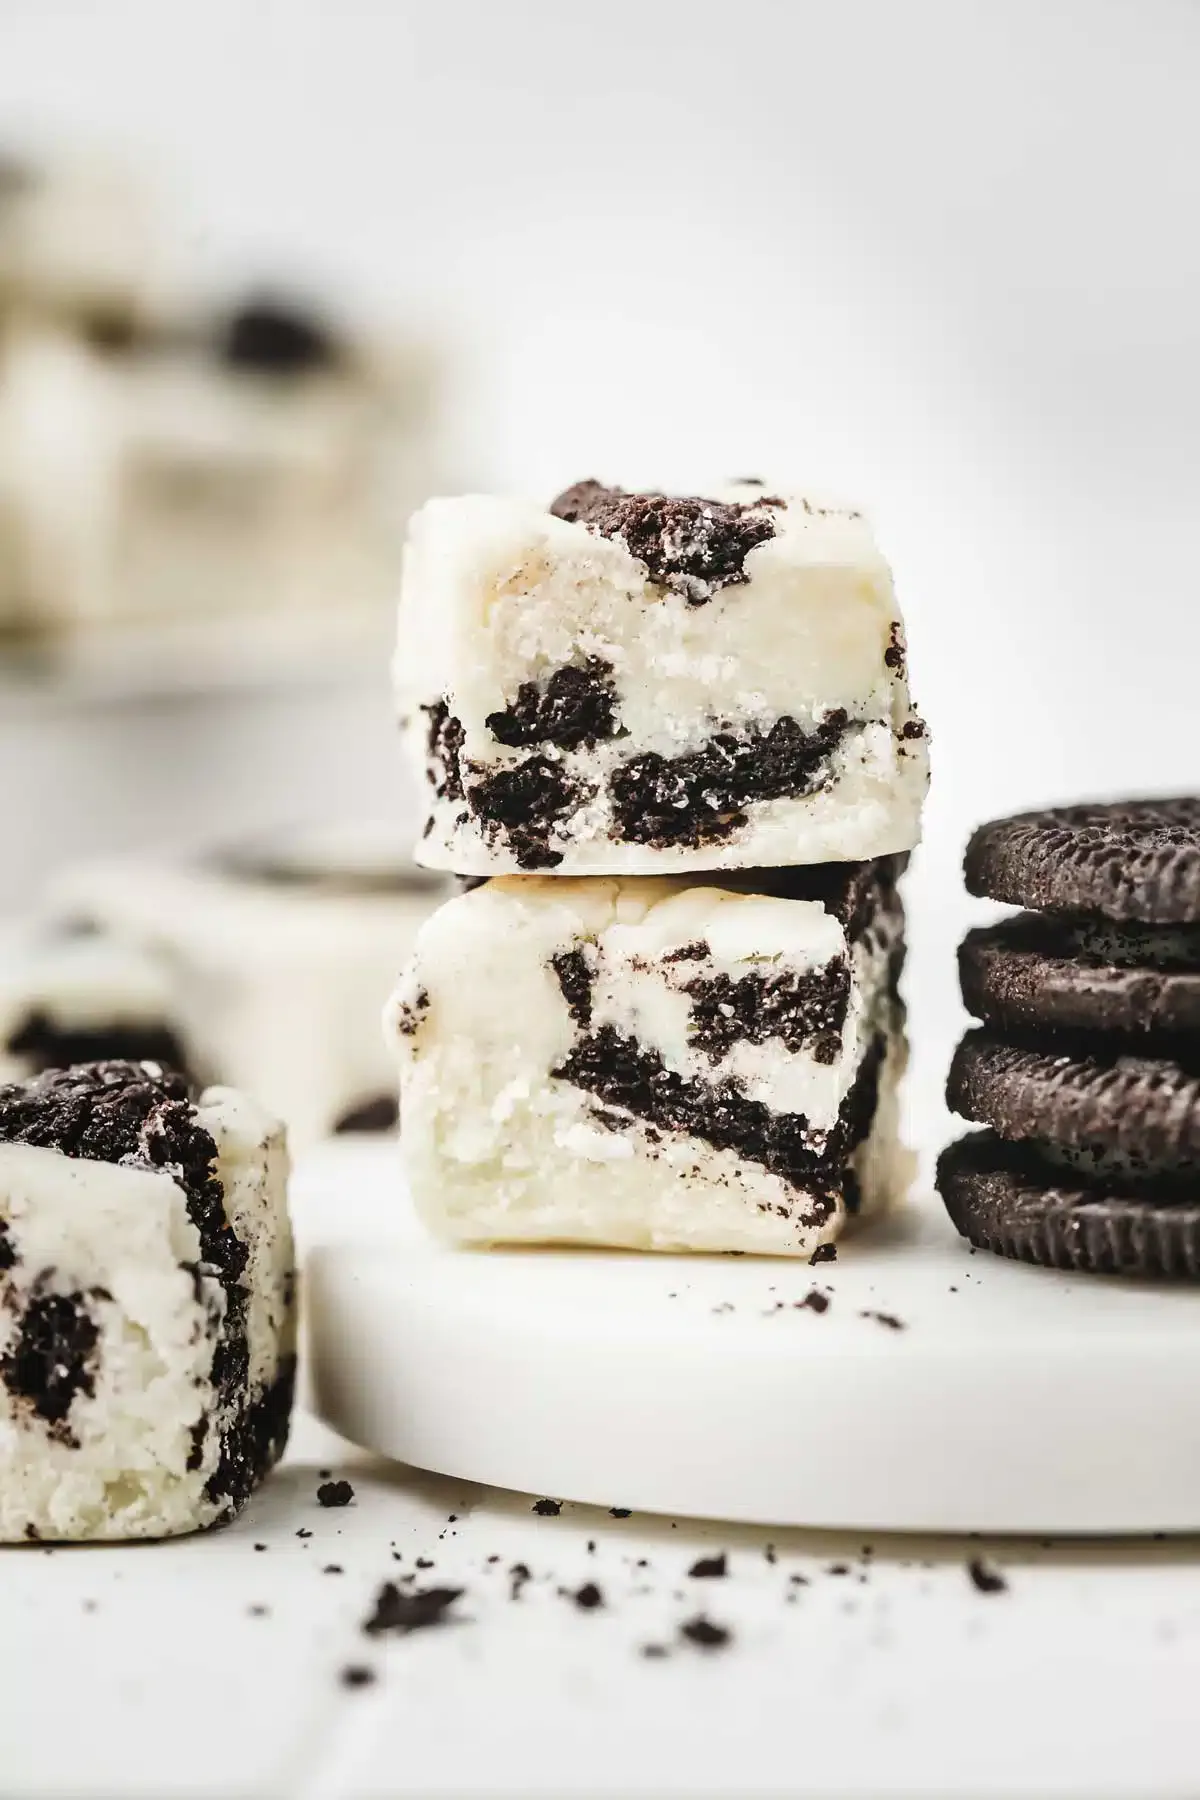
[573,1582,604,1610]
[883,622,906,674]
[392,988,429,1040]
[860,1309,905,1330]
[317,1479,355,1508]
[532,1497,562,1516]
[609,1507,632,1518]
[363,1582,463,1636]
[423,701,466,803]
[486,658,623,753]
[323,1564,344,1575]
[967,1557,1007,1595]
[799,1289,830,1314]
[549,481,780,604]
[810,1243,837,1265]
[663,941,709,964]
[641,1643,670,1659]
[415,1556,434,1569]
[551,949,594,1028]
[688,1554,727,1578]
[297,1529,312,1539]
[0,1219,14,1271]
[509,1562,532,1598]
[340,1664,377,1689]
[679,1615,731,1649]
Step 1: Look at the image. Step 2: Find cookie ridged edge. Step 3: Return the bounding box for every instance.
[964,800,1200,924]
[947,1029,1200,1166]
[959,920,1200,1039]
[938,1132,1200,1278]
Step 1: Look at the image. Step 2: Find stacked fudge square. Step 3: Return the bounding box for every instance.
[387,481,930,1257]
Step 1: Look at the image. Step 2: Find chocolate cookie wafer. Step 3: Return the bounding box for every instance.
[939,798,1200,1277]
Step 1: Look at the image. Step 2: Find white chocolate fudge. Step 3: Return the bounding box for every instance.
[0,155,169,332]
[0,1061,294,1541]
[387,860,911,1256]
[396,482,929,875]
[50,825,453,1146]
[0,924,192,1085]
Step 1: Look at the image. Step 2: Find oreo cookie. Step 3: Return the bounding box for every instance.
[959,914,1200,1040]
[938,1133,1200,1278]
[940,798,1200,1278]
[964,798,1200,924]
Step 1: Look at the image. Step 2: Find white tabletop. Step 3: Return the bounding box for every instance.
[3,1402,1198,1800]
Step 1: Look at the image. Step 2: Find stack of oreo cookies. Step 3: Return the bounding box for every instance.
[938,799,1200,1277]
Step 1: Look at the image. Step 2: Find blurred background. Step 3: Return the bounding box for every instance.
[2,0,1199,1145]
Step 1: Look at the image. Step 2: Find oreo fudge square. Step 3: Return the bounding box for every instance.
[0,923,193,1086]
[938,799,1200,1277]
[0,1061,295,1540]
[396,481,929,875]
[387,859,911,1256]
[50,825,453,1147]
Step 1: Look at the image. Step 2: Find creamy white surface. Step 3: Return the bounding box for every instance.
[396,485,929,873]
[388,873,909,1256]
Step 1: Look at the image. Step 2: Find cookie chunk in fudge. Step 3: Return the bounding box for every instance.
[0,1061,294,1540]
[396,482,928,874]
[387,860,911,1256]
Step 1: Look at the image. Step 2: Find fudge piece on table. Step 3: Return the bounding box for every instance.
[387,859,910,1257]
[396,481,928,875]
[50,824,453,1146]
[0,1061,294,1541]
[0,923,193,1085]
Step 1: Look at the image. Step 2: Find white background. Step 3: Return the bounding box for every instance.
[5,0,1199,1130]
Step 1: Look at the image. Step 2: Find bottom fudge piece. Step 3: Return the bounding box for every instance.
[387,861,910,1256]
[0,1061,295,1540]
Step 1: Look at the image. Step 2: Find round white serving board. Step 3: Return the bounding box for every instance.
[298,1137,1200,1536]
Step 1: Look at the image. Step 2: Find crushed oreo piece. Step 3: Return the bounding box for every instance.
[683,959,849,1065]
[551,949,594,1028]
[554,1027,883,1203]
[549,481,780,604]
[0,1286,101,1446]
[860,1309,904,1330]
[967,1557,1007,1595]
[608,712,848,849]
[340,1664,376,1689]
[799,1289,830,1314]
[688,1554,727,1578]
[509,1562,532,1598]
[469,755,586,870]
[810,1243,837,1265]
[392,987,429,1040]
[609,1507,631,1519]
[0,1220,15,1271]
[679,1615,731,1649]
[486,658,623,753]
[573,1582,604,1610]
[423,701,466,803]
[532,1497,562,1516]
[363,1582,463,1637]
[317,1479,355,1508]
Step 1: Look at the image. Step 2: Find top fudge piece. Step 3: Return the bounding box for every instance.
[397,480,929,875]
